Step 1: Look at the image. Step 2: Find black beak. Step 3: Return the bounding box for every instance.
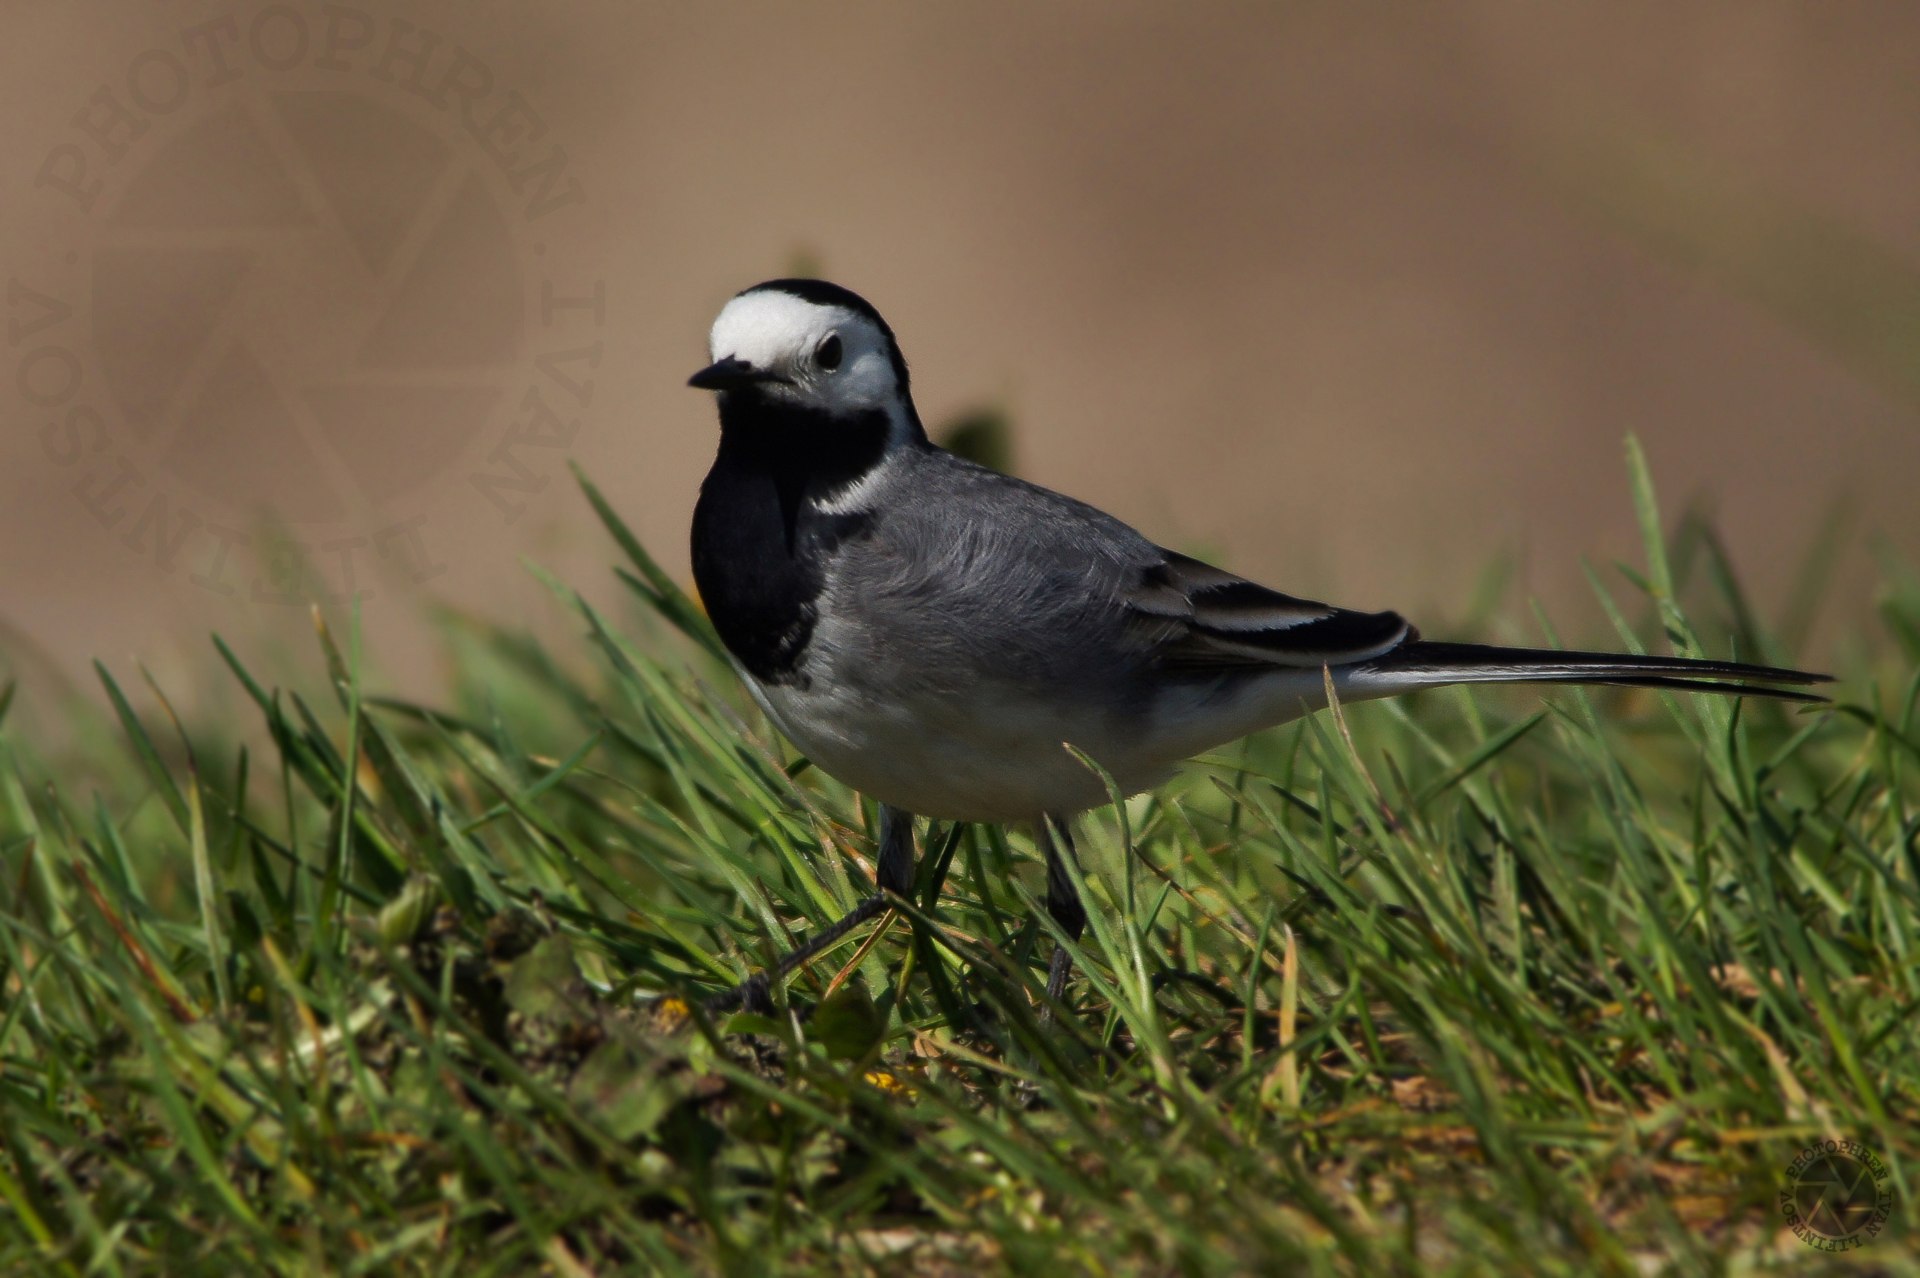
[687,356,783,391]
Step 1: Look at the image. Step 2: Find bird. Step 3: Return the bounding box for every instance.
[685,277,1829,1014]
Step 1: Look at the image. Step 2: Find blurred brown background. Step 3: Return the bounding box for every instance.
[4,2,1917,714]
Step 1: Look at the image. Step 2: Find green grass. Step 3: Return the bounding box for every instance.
[1,452,1917,1276]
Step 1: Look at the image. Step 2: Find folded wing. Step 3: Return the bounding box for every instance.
[1125,550,1830,703]
[1128,551,1414,670]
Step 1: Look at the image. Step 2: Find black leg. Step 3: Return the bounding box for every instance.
[874,803,917,896]
[704,804,918,1014]
[1040,814,1086,1003]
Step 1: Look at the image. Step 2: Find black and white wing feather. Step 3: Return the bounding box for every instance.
[1124,550,1828,702]
[1127,551,1414,670]
[880,451,1828,704]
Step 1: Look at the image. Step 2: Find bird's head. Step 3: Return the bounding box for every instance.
[689,279,923,444]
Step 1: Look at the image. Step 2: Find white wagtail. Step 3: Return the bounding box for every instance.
[686,278,1829,1012]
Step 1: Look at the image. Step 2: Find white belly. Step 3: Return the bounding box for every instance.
[741,644,1340,823]
[747,669,1132,822]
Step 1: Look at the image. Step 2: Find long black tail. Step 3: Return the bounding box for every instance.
[1362,641,1832,705]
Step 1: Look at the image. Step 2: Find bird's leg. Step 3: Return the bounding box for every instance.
[1040,814,1087,1004]
[872,803,919,897]
[705,804,917,1015]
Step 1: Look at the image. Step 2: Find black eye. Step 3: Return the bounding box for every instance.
[815,333,843,372]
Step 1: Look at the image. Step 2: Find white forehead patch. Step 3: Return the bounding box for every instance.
[700,284,916,441]
[708,290,853,368]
